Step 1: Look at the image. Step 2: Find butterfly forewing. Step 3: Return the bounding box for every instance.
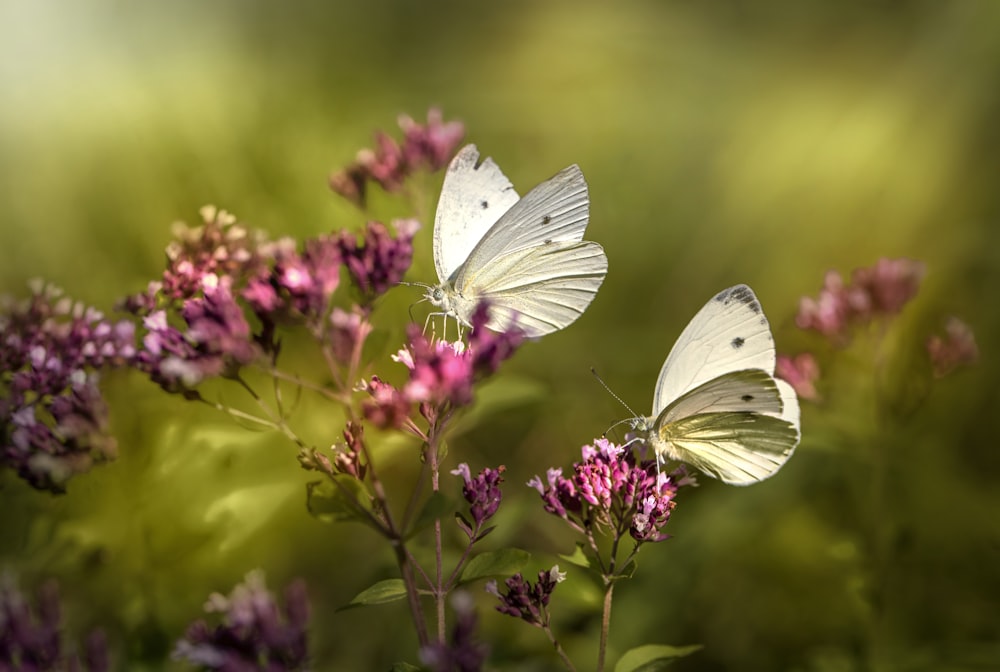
[653,285,776,415]
[433,145,520,283]
[457,164,590,277]
[655,412,799,485]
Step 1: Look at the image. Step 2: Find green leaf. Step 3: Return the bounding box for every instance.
[338,579,408,611]
[614,644,703,672]
[458,548,531,584]
[306,476,373,526]
[611,557,638,581]
[559,543,592,569]
[388,663,421,672]
[407,492,454,538]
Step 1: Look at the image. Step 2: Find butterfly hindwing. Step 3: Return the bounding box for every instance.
[655,411,799,486]
[459,241,608,337]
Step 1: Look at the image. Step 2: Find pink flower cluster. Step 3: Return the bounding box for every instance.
[779,257,979,401]
[1,282,136,492]
[122,205,417,393]
[528,438,684,543]
[363,304,523,428]
[926,317,979,378]
[329,108,465,207]
[776,353,821,402]
[796,258,925,341]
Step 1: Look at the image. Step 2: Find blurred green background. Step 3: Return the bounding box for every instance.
[2,1,998,670]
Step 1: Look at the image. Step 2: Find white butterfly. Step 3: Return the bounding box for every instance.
[634,285,801,485]
[425,144,608,338]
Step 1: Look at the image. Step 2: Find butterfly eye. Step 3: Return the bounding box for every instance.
[432,288,444,301]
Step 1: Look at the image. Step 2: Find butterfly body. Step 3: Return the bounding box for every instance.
[426,145,607,338]
[637,285,801,485]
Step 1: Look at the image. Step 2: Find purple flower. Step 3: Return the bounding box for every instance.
[418,592,488,672]
[0,574,109,671]
[360,376,413,430]
[776,352,821,401]
[243,235,341,326]
[390,303,522,413]
[851,257,925,315]
[529,439,682,543]
[485,566,566,628]
[333,421,368,480]
[452,463,505,538]
[329,109,465,207]
[144,206,273,307]
[466,303,523,377]
[183,283,258,366]
[926,317,978,378]
[135,282,259,392]
[336,220,418,305]
[796,258,925,342]
[173,571,310,672]
[398,108,467,172]
[2,282,134,492]
[396,329,475,407]
[327,307,372,367]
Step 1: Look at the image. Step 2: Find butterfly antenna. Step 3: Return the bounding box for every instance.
[590,367,640,419]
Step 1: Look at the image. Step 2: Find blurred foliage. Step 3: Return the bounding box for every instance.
[2,0,999,670]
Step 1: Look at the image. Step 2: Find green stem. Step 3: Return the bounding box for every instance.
[597,581,615,672]
[542,620,578,672]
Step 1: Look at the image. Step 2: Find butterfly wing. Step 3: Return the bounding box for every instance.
[433,144,520,283]
[653,285,777,415]
[452,240,607,337]
[454,162,591,280]
[656,410,800,485]
[444,158,605,336]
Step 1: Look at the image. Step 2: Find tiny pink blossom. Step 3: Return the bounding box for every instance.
[926,317,978,378]
[776,353,821,401]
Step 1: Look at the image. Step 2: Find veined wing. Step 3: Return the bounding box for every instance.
[776,378,801,438]
[457,163,590,278]
[434,144,520,283]
[653,285,777,415]
[457,241,607,337]
[655,411,799,485]
[656,369,786,426]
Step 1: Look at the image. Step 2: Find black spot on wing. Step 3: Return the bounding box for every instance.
[480,200,489,209]
[741,394,754,402]
[542,215,552,224]
[731,336,745,349]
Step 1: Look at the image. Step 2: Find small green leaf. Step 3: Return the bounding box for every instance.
[306,476,373,525]
[611,557,638,581]
[338,579,408,611]
[388,663,421,672]
[407,492,454,537]
[459,548,531,584]
[614,644,703,672]
[559,543,592,569]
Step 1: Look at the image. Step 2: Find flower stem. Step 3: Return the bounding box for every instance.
[542,623,578,672]
[597,581,615,672]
